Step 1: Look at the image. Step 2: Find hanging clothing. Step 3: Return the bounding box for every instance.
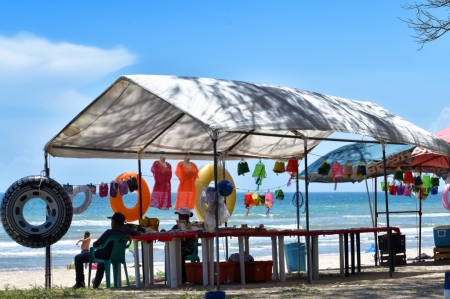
[149,161,172,210]
[174,161,199,210]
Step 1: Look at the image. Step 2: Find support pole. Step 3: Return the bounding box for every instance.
[212,131,221,291]
[382,143,394,277]
[138,159,145,283]
[374,175,378,266]
[296,157,301,273]
[44,151,51,289]
[223,165,229,260]
[419,165,422,259]
[304,138,311,283]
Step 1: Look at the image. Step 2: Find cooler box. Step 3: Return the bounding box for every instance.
[185,262,235,284]
[434,226,450,247]
[378,234,405,252]
[284,242,306,272]
[234,261,273,282]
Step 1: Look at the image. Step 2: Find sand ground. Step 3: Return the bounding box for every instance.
[0,246,446,298]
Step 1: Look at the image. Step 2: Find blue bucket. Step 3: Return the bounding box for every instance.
[284,242,306,272]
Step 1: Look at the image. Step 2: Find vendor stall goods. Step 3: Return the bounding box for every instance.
[252,161,267,190]
[331,162,344,190]
[99,183,109,198]
[343,162,353,178]
[355,162,367,178]
[238,159,250,176]
[174,161,199,210]
[149,161,172,210]
[273,160,286,176]
[275,189,285,200]
[318,159,331,177]
[394,167,404,181]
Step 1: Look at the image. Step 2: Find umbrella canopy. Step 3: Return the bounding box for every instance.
[367,126,450,175]
[298,143,414,183]
[45,75,450,160]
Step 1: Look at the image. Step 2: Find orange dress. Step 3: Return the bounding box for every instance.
[174,161,199,210]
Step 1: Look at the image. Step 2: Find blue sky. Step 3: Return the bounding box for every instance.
[1,1,450,193]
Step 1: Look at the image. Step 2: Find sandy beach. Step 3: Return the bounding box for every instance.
[0,246,443,298]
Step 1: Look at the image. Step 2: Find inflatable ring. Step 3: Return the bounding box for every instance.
[442,184,450,210]
[194,163,236,223]
[1,175,73,248]
[69,185,92,214]
[110,172,150,222]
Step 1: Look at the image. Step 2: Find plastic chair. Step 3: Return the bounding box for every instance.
[184,240,201,263]
[88,235,130,288]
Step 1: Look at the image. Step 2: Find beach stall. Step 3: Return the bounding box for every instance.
[2,75,449,289]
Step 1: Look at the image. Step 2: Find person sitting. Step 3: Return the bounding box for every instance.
[72,212,140,289]
[172,207,196,284]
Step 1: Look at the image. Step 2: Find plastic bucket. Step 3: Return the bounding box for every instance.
[284,242,306,272]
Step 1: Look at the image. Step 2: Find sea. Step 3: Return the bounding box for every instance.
[0,191,449,272]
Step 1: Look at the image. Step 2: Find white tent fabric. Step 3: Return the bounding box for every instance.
[45,75,450,160]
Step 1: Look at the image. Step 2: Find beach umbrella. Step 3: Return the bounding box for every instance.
[298,143,413,183]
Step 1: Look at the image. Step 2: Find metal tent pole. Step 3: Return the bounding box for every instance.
[304,138,311,283]
[382,143,394,277]
[223,164,229,260]
[419,165,422,259]
[212,131,221,291]
[296,158,301,273]
[374,175,378,266]
[138,159,145,284]
[44,151,51,289]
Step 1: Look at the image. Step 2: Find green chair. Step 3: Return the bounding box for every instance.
[88,235,130,289]
[184,239,201,263]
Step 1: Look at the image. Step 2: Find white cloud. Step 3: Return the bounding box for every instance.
[0,32,136,81]
[429,107,450,133]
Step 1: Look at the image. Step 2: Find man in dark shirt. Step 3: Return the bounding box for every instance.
[72,212,140,289]
[171,207,196,284]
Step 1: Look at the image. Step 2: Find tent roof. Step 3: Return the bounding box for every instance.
[298,143,414,183]
[45,75,450,160]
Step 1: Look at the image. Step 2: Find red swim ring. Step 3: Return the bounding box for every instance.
[110,172,150,222]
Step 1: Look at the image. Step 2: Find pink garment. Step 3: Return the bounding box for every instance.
[149,161,172,210]
[265,191,274,208]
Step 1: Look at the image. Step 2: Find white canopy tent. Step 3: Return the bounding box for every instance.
[45,75,450,159]
[44,75,450,287]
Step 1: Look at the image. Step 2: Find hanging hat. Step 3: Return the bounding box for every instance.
[217,180,234,197]
[403,172,413,185]
[275,189,285,200]
[343,162,353,179]
[238,159,250,176]
[355,161,367,178]
[394,167,404,181]
[273,160,286,176]
[318,159,331,178]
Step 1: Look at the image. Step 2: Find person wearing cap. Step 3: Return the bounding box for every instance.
[73,212,140,289]
[173,207,196,284]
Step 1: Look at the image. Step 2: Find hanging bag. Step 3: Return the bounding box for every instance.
[318,159,331,177]
[343,162,353,179]
[396,183,404,196]
[273,160,286,176]
[389,180,397,195]
[394,167,404,181]
[355,161,367,178]
[238,159,250,176]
